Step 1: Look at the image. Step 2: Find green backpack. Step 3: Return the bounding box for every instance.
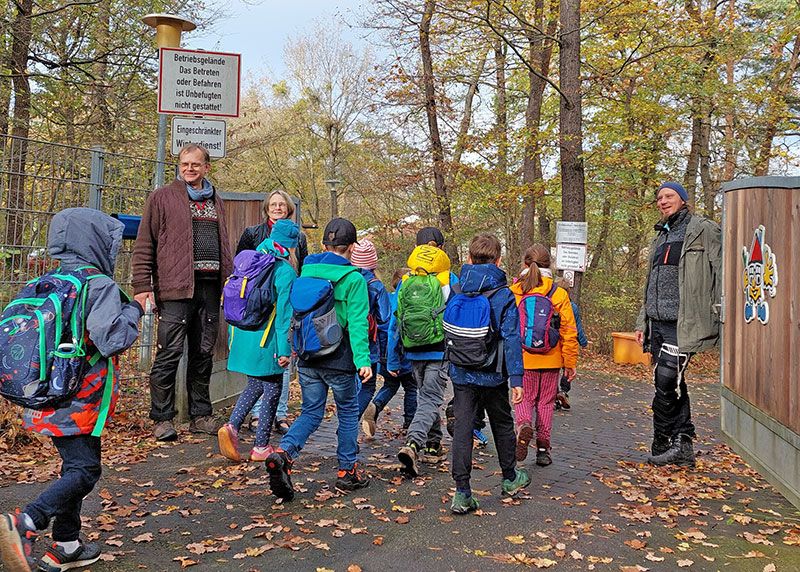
[397,272,446,349]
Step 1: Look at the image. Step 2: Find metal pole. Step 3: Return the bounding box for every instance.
[155,114,168,189]
[88,145,105,210]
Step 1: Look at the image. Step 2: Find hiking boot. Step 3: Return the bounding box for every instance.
[217,423,241,462]
[472,429,488,448]
[536,448,552,466]
[648,434,695,467]
[249,445,275,463]
[445,401,455,437]
[273,418,290,435]
[265,450,295,501]
[361,402,377,439]
[153,420,177,441]
[0,510,38,572]
[502,468,531,497]
[335,463,370,492]
[515,424,534,462]
[650,433,671,457]
[555,392,571,410]
[398,442,420,477]
[189,416,219,435]
[450,492,479,515]
[421,442,446,463]
[37,540,100,572]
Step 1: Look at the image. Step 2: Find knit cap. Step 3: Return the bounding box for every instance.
[351,238,379,270]
[657,181,689,203]
[270,219,300,249]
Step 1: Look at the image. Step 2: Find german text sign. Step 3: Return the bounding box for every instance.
[556,221,588,244]
[171,118,226,159]
[556,243,587,272]
[158,48,240,117]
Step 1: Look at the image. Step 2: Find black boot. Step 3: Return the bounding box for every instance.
[651,433,671,456]
[647,434,695,467]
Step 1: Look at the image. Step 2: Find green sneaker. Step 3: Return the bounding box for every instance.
[450,492,479,514]
[502,468,531,497]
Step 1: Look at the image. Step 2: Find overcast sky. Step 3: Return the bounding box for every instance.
[186,0,371,86]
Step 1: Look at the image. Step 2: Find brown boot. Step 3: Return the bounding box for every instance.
[153,420,177,441]
[189,415,219,435]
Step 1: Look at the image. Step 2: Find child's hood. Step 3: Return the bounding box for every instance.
[510,275,554,296]
[47,207,124,275]
[459,263,508,293]
[406,245,451,286]
[302,252,360,281]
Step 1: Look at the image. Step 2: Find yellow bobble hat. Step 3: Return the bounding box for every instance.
[405,244,452,286]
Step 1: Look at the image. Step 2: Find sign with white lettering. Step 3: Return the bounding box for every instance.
[556,243,587,272]
[171,118,226,159]
[556,221,588,245]
[158,48,240,117]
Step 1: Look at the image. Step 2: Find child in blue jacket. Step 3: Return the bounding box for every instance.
[447,234,529,514]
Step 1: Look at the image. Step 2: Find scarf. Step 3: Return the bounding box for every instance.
[186,178,214,201]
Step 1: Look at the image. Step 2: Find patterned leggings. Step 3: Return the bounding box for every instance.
[228,374,282,447]
[514,369,560,449]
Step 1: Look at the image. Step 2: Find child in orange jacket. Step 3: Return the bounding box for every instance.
[511,244,579,466]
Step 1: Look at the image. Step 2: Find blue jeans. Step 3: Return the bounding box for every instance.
[277,368,290,419]
[280,367,360,470]
[25,435,102,541]
[373,370,417,426]
[357,362,379,417]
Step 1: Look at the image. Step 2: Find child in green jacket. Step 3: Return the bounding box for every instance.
[266,218,372,500]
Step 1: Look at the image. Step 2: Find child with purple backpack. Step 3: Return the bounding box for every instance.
[217,219,299,462]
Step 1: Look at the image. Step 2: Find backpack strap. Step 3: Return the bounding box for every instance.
[546,282,558,299]
[259,308,278,348]
[89,352,114,437]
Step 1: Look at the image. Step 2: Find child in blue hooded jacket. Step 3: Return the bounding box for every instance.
[446,233,529,514]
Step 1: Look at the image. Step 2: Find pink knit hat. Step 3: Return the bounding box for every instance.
[351,238,379,269]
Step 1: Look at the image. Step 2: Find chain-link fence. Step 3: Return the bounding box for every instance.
[0,134,174,384]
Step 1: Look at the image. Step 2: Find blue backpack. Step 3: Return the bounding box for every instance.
[289,273,353,361]
[0,267,105,409]
[222,250,277,330]
[443,286,504,370]
[518,283,561,353]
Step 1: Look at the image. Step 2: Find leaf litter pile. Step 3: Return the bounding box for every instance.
[1,353,798,571]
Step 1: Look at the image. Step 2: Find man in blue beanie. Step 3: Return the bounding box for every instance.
[635,179,721,468]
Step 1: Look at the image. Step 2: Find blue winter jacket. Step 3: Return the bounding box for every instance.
[380,289,411,376]
[447,264,523,388]
[572,301,588,348]
[360,268,391,365]
[386,271,459,371]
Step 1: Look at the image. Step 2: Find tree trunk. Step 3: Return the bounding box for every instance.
[91,0,112,141]
[559,0,586,301]
[519,0,557,251]
[451,51,487,168]
[5,0,33,250]
[754,33,800,177]
[684,109,701,202]
[420,0,457,262]
[495,38,514,257]
[723,1,736,183]
[698,105,715,218]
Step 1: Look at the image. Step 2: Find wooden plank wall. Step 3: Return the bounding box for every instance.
[723,187,799,433]
[212,196,265,360]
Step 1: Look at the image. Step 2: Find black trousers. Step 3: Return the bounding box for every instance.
[149,279,220,421]
[650,320,695,439]
[25,436,102,541]
[451,383,517,490]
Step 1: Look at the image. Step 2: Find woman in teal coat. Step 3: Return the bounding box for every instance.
[218,219,299,462]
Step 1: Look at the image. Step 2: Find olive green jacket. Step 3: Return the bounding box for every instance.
[636,213,722,354]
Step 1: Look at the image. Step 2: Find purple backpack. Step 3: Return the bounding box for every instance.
[223,250,277,330]
[518,283,562,354]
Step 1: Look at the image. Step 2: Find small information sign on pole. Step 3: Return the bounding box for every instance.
[158,47,241,117]
[556,244,588,272]
[171,118,226,158]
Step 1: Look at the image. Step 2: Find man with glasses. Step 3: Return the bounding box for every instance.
[132,144,232,441]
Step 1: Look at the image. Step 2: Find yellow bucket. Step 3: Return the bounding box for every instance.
[611,332,651,366]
